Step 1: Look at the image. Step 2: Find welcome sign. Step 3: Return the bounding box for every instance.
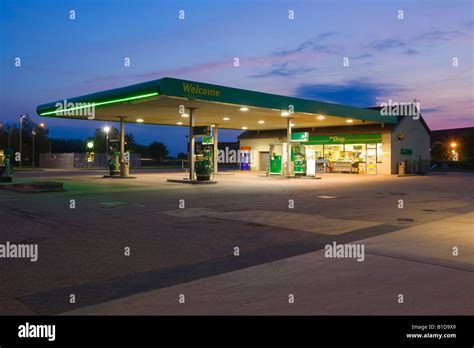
[182,83,221,97]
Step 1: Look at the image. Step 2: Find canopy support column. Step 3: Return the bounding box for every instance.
[213,124,218,174]
[188,108,196,181]
[286,117,293,177]
[119,116,128,177]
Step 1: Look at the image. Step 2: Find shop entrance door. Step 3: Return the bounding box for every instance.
[366,144,377,174]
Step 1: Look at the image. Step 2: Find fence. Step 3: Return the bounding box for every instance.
[39,153,141,169]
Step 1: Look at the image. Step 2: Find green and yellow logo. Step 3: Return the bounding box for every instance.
[329,136,346,143]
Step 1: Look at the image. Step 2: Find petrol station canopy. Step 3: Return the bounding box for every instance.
[37,77,397,129]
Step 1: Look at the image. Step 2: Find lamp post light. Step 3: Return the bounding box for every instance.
[31,123,44,169]
[86,140,94,169]
[450,142,459,161]
[19,114,27,168]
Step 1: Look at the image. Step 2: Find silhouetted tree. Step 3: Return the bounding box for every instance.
[177,152,187,159]
[93,126,119,153]
[147,141,169,161]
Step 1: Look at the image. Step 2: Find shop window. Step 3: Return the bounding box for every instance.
[344,144,366,163]
[314,145,324,159]
[305,145,324,159]
[323,145,344,161]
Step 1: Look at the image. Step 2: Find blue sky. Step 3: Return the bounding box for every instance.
[1,0,473,155]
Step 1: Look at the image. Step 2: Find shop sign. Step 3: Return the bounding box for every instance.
[401,148,412,155]
[291,132,309,142]
[202,136,213,145]
[307,133,382,144]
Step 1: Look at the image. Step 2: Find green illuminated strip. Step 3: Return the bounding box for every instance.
[40,92,159,116]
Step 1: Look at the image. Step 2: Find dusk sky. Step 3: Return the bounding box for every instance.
[1,0,473,155]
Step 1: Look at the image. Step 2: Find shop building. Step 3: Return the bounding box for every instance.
[239,113,431,175]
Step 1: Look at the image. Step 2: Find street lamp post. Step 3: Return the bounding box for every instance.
[19,114,27,168]
[30,123,45,169]
[31,129,36,168]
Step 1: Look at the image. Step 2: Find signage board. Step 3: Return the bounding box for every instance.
[86,152,95,163]
[182,82,221,98]
[193,126,211,136]
[305,149,316,176]
[202,136,213,145]
[306,133,382,144]
[291,132,309,142]
[401,148,412,155]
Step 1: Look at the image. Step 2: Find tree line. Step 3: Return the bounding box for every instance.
[0,116,179,166]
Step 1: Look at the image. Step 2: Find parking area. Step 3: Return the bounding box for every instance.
[1,170,473,315]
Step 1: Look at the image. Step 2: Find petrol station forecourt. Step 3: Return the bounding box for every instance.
[36,77,430,180]
[0,78,469,316]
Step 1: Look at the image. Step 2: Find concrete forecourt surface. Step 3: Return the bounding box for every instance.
[0,169,472,315]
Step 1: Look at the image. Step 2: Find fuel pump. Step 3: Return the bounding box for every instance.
[108,140,120,176]
[292,144,306,176]
[0,149,13,182]
[195,137,214,181]
[269,144,283,175]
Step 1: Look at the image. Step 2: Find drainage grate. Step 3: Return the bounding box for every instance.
[397,218,414,223]
[97,202,144,209]
[98,202,127,208]
[376,192,406,196]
